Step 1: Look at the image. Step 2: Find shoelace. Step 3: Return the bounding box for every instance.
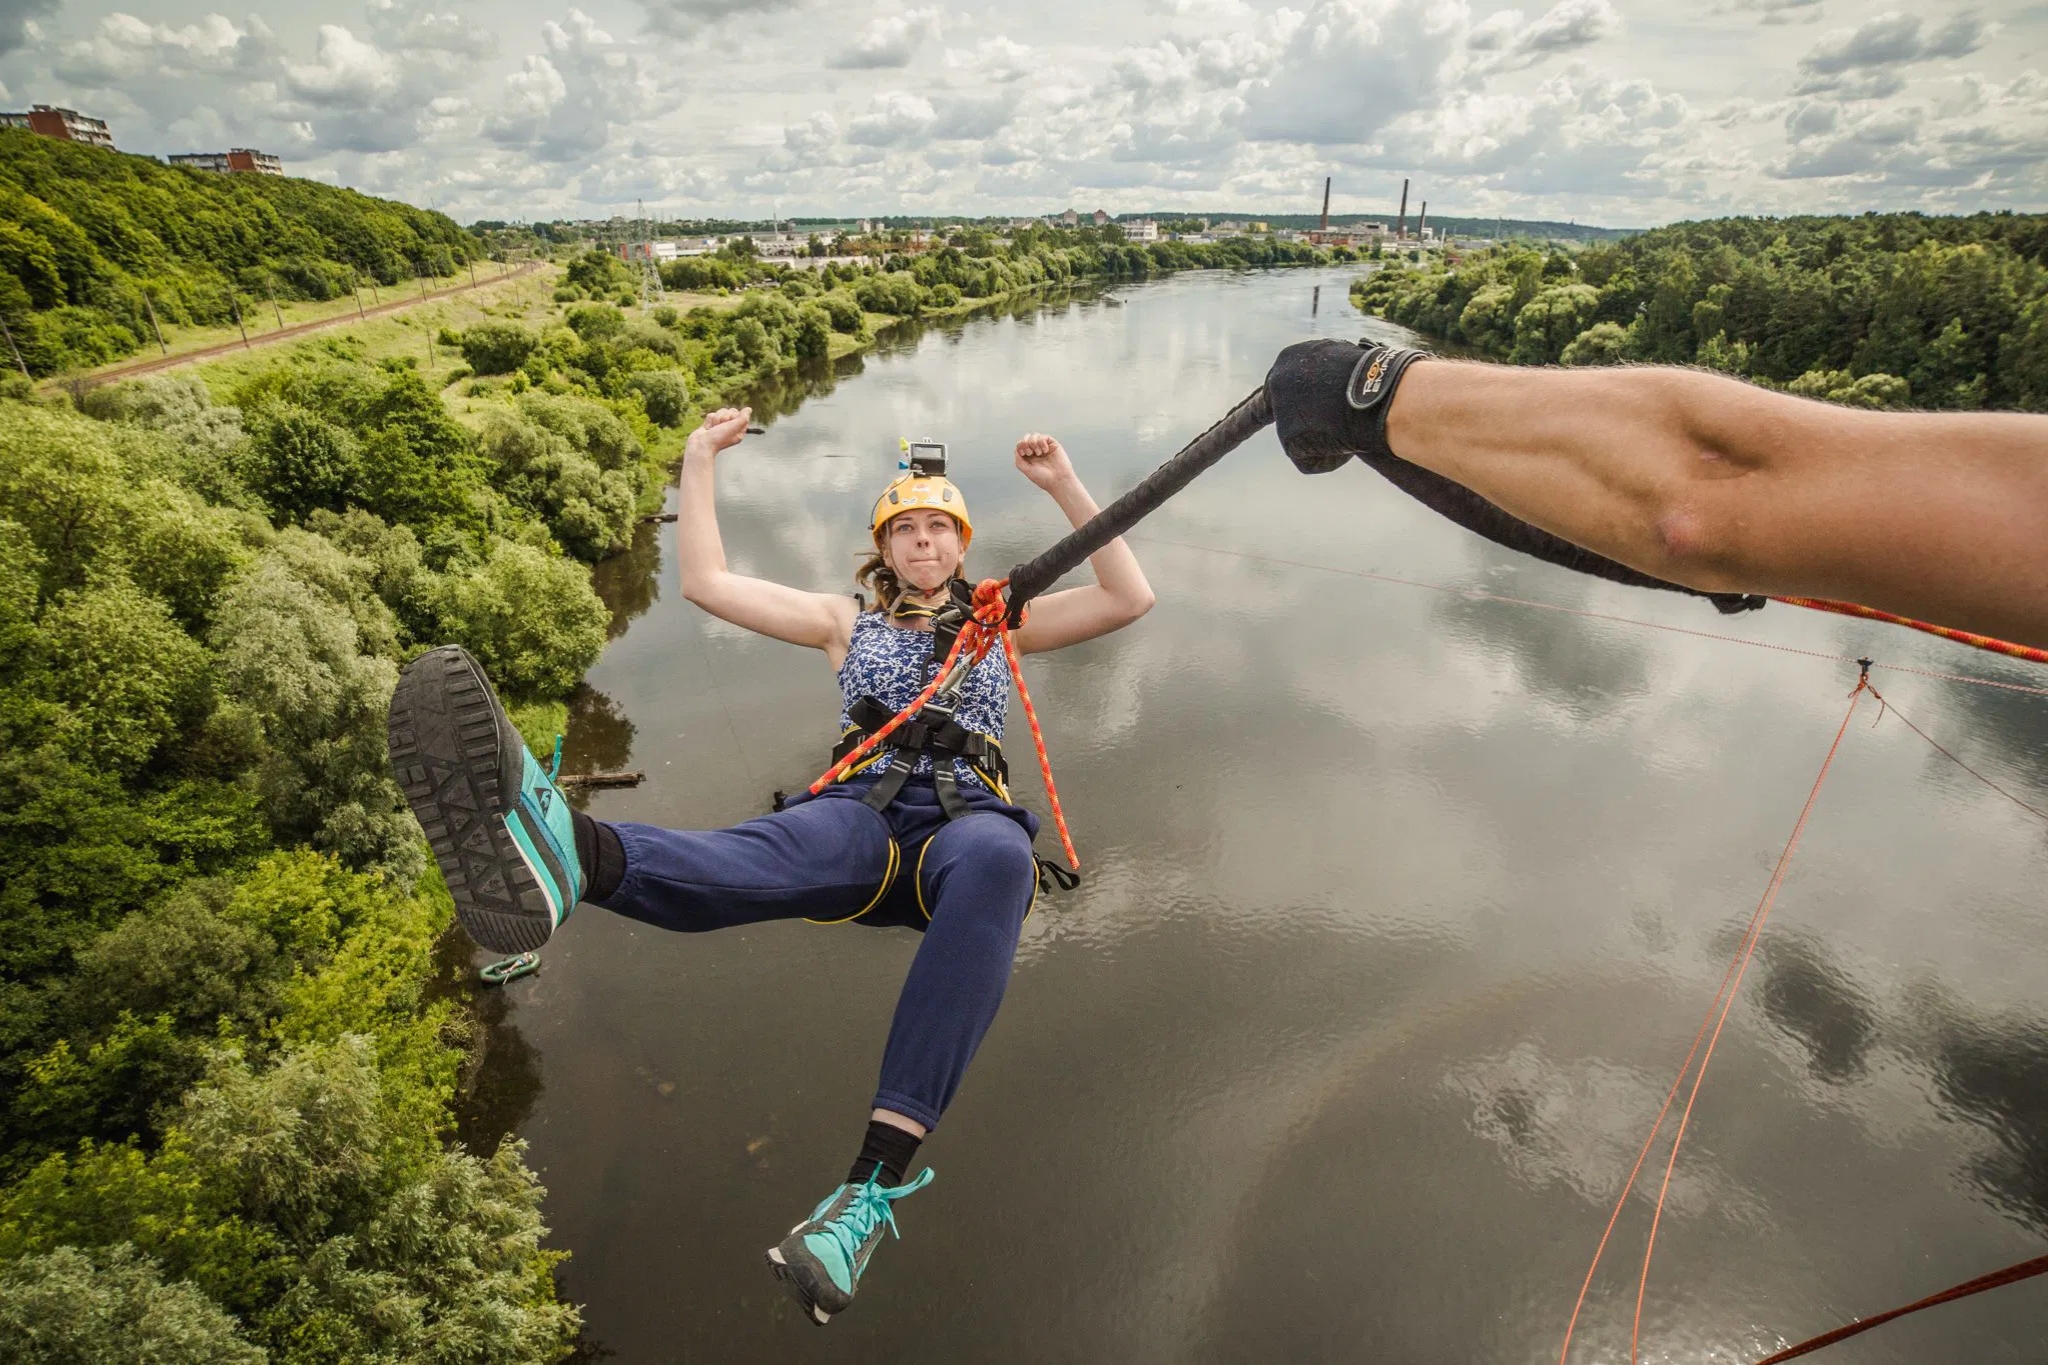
[816,1168,934,1267]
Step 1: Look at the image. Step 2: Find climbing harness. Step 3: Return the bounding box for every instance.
[808,577,1081,875]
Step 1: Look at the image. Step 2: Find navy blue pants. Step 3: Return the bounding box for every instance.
[590,778,1040,1131]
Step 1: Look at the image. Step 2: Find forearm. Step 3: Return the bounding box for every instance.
[1045,477,1153,612]
[675,451,729,602]
[1385,363,2048,647]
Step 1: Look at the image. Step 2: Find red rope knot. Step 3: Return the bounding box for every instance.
[971,577,1017,629]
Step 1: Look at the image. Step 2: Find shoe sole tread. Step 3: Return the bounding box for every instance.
[388,646,555,953]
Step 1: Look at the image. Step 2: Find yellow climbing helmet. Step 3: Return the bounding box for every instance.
[870,439,972,549]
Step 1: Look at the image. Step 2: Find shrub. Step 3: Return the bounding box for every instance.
[459,321,539,375]
[434,541,606,699]
[1560,321,1631,367]
[563,303,624,342]
[1787,368,1912,409]
[795,304,832,361]
[243,405,360,522]
[818,290,864,334]
[631,370,691,427]
[0,1244,263,1365]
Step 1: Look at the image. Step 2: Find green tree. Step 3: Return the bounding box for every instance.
[434,541,606,700]
[459,321,540,375]
[0,1244,264,1365]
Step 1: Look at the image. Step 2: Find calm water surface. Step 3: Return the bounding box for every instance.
[489,269,2048,1362]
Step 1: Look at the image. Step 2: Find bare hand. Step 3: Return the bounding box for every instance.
[1014,432,1077,491]
[687,406,752,461]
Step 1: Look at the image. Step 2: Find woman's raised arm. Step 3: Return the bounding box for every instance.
[677,407,858,664]
[1008,434,1155,654]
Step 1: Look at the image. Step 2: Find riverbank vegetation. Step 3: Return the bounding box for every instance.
[1352,213,2048,410]
[0,365,597,1360]
[0,131,476,376]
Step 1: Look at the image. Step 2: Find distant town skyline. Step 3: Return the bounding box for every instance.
[0,0,2039,225]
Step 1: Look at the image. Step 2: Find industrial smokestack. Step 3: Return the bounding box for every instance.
[1418,201,1428,243]
[1396,178,1409,240]
[1320,176,1331,231]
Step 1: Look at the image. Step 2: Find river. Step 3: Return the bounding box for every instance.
[482,267,2048,1362]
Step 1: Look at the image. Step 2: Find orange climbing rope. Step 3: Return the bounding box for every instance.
[1559,667,1870,1365]
[1774,596,2048,666]
[808,578,1080,871]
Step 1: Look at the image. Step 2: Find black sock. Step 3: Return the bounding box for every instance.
[848,1119,922,1188]
[571,810,626,902]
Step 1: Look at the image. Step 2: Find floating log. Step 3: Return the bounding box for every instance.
[556,770,645,789]
[640,512,678,524]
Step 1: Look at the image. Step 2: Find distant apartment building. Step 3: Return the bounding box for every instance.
[0,104,114,149]
[168,148,284,176]
[1123,218,1159,242]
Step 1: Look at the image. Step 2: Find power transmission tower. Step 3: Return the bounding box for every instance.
[636,199,664,305]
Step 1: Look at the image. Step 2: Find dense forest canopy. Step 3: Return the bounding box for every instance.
[0,131,475,373]
[1352,212,2048,411]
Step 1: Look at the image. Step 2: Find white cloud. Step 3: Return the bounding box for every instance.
[365,0,499,58]
[1468,0,1620,72]
[831,6,941,69]
[638,0,804,39]
[847,90,938,145]
[1,0,2041,225]
[286,26,401,105]
[1795,12,1991,94]
[947,35,1034,84]
[483,10,659,163]
[1716,0,1824,26]
[0,0,56,56]
[1239,0,1468,145]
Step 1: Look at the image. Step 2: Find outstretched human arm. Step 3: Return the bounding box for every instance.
[1008,434,1156,655]
[677,406,859,665]
[1381,363,2048,648]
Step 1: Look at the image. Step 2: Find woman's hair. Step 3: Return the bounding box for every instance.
[856,518,964,611]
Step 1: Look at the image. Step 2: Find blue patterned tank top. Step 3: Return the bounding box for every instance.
[837,610,1010,792]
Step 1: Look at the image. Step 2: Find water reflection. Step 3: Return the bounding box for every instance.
[589,518,661,639]
[1757,931,1880,1083]
[514,266,2048,1364]
[433,926,544,1157]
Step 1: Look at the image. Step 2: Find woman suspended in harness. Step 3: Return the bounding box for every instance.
[385,404,1154,1326]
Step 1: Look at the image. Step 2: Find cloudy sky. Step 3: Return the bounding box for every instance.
[0,0,2042,225]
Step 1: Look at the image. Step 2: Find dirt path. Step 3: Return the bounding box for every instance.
[77,260,546,387]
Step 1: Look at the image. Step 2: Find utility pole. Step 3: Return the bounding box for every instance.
[0,314,28,377]
[469,259,478,288]
[230,296,250,348]
[635,197,664,306]
[1396,178,1409,241]
[350,269,367,319]
[264,276,284,330]
[141,290,168,354]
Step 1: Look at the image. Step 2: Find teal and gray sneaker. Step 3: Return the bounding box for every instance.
[387,644,583,953]
[765,1168,934,1325]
